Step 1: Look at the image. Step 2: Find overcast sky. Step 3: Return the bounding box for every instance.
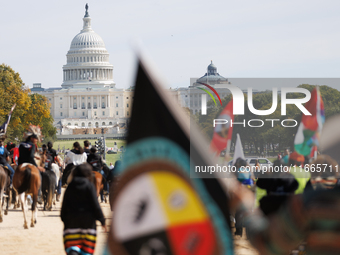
[1,0,340,90]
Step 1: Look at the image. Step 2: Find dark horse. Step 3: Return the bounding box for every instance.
[13,163,41,229]
[0,165,11,222]
[62,163,75,186]
[41,171,56,211]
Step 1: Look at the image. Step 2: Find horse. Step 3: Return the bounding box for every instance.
[51,163,60,187]
[13,162,41,229]
[62,163,75,186]
[67,165,106,201]
[41,170,56,211]
[0,165,11,222]
[92,171,103,198]
[39,152,58,210]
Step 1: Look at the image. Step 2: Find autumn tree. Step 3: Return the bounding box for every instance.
[0,64,56,142]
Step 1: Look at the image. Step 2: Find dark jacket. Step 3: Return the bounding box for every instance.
[43,154,53,171]
[47,148,58,164]
[18,141,37,166]
[87,153,103,172]
[257,173,298,216]
[61,176,105,229]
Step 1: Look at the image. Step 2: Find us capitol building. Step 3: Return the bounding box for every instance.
[31,6,233,137]
[31,6,133,137]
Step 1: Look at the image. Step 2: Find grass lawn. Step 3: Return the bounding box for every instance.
[52,139,126,165]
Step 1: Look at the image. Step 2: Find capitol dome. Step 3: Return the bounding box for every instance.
[70,32,106,49]
[62,5,115,89]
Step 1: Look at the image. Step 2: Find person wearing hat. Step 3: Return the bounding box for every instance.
[18,133,43,172]
[0,138,15,186]
[18,126,46,204]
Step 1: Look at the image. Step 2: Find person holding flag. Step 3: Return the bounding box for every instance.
[210,99,234,158]
[294,86,325,156]
[0,104,16,185]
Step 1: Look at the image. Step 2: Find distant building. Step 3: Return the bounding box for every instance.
[31,6,132,137]
[170,61,232,114]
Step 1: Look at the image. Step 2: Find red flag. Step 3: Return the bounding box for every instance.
[210,99,234,154]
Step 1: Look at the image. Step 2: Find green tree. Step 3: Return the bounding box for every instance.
[196,84,340,156]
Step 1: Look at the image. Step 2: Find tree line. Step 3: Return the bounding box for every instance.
[196,84,340,155]
[0,64,56,142]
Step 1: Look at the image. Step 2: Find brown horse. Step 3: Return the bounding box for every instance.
[13,163,41,229]
[67,167,105,201]
[92,171,103,198]
[0,165,11,222]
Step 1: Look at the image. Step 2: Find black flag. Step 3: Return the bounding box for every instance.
[0,104,16,138]
[104,55,234,255]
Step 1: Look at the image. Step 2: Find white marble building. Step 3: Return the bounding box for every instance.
[31,7,133,136]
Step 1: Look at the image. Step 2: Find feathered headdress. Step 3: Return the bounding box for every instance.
[23,124,43,142]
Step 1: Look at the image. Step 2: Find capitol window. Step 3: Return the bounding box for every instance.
[102,111,105,116]
[127,103,129,108]
[88,122,91,127]
[102,122,105,126]
[109,122,112,125]
[74,112,76,116]
[82,123,85,127]
[116,111,118,115]
[127,111,129,116]
[67,123,71,126]
[60,97,62,100]
[60,112,63,116]
[60,104,62,108]
[94,112,97,116]
[116,103,118,107]
[82,112,85,116]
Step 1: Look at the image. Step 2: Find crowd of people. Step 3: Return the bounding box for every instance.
[231,148,340,254]
[2,125,340,255]
[0,124,120,255]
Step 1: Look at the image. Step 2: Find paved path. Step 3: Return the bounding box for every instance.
[0,190,111,255]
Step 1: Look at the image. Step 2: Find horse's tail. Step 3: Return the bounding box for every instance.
[17,167,31,194]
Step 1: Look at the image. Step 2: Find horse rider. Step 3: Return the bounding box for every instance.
[87,147,108,201]
[0,138,15,187]
[83,140,91,157]
[47,141,62,201]
[42,144,53,171]
[18,127,45,204]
